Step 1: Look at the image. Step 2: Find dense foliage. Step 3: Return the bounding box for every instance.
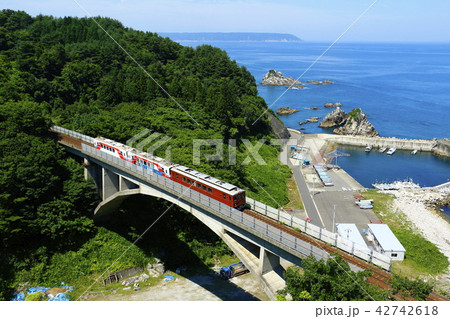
[0,9,291,300]
[389,274,433,301]
[0,9,288,199]
[0,101,98,299]
[278,255,387,301]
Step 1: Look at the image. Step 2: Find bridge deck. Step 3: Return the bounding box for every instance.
[51,128,447,301]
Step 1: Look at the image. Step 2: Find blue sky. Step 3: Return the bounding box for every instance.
[3,0,450,42]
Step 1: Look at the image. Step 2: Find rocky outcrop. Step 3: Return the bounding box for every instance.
[306,117,320,123]
[319,107,348,128]
[324,102,342,108]
[332,108,378,137]
[267,112,290,140]
[306,80,333,85]
[262,70,301,86]
[276,107,299,115]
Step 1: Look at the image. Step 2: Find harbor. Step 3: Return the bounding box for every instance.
[283,130,450,276]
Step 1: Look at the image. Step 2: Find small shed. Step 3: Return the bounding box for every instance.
[367,224,405,260]
[337,223,370,252]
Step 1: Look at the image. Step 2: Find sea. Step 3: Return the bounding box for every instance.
[178,41,450,214]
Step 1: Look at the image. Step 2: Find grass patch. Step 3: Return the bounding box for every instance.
[362,189,449,276]
[284,176,304,210]
[244,143,291,207]
[14,227,155,300]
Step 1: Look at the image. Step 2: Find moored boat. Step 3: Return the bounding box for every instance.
[411,149,418,155]
[379,147,386,153]
[386,147,396,155]
[365,145,372,152]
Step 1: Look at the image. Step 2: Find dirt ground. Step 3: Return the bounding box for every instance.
[90,271,270,301]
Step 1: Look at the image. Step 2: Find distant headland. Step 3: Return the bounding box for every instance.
[158,32,302,42]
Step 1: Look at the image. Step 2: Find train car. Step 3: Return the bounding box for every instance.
[171,165,246,209]
[93,137,246,208]
[133,149,174,178]
[94,137,135,162]
[94,137,174,178]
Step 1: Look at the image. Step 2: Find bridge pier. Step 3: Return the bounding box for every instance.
[102,167,120,200]
[84,159,102,198]
[259,248,281,275]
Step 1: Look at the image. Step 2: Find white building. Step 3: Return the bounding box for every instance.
[336,223,370,253]
[367,224,406,261]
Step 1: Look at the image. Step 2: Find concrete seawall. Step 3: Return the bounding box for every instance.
[325,135,437,152]
[435,139,450,158]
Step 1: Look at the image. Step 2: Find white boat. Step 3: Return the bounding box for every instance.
[386,147,396,155]
[365,145,372,152]
[411,149,418,155]
[379,147,386,153]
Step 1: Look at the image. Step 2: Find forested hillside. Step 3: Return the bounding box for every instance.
[0,10,290,300]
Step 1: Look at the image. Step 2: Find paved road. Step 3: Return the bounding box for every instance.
[286,158,324,228]
[281,130,378,234]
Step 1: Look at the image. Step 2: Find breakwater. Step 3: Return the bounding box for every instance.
[322,135,450,157]
[435,139,450,158]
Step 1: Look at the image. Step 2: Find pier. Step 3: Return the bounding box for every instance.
[325,135,438,152]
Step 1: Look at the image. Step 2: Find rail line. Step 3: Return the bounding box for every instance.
[243,209,446,301]
[53,131,446,301]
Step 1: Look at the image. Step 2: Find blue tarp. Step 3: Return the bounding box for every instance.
[12,282,73,301]
[12,293,25,301]
[164,275,174,282]
[48,293,70,301]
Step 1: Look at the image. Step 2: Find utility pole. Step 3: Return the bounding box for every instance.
[332,205,336,233]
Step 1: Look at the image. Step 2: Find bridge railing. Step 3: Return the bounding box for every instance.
[81,143,330,262]
[246,197,391,270]
[51,125,96,145]
[75,134,390,271]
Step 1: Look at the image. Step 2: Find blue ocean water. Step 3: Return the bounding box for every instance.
[179,41,450,187]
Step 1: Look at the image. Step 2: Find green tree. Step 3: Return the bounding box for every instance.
[279,254,386,301]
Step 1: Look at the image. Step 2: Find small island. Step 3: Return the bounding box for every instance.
[276,107,299,115]
[324,102,342,108]
[306,80,333,85]
[319,107,378,136]
[262,70,302,86]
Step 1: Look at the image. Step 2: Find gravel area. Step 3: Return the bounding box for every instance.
[92,272,269,301]
[387,188,450,267]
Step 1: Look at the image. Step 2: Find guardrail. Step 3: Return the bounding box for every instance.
[51,125,96,145]
[246,198,391,270]
[52,125,391,270]
[81,143,330,262]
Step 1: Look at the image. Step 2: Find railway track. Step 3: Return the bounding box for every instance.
[243,209,447,301]
[53,131,447,301]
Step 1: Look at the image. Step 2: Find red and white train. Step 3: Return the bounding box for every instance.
[94,137,246,209]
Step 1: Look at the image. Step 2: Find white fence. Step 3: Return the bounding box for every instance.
[53,125,391,271]
[51,125,96,145]
[246,197,391,270]
[81,143,330,263]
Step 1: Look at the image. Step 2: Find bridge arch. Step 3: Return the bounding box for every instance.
[90,165,289,300]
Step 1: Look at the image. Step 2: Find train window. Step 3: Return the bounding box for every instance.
[208,188,212,193]
[176,173,179,179]
[187,179,191,184]
[202,185,206,191]
[197,183,201,188]
[182,177,186,182]
[223,194,226,199]
[229,196,231,200]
